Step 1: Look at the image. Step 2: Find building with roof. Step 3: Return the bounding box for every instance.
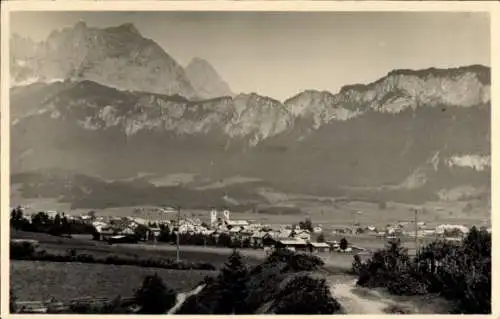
[275,239,309,252]
[309,242,330,253]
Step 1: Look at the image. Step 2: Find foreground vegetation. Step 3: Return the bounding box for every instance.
[352,226,491,314]
[11,249,342,314]
[11,260,216,304]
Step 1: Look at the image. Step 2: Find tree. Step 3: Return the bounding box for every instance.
[215,250,249,314]
[158,224,172,242]
[339,238,348,251]
[10,207,25,230]
[272,275,341,314]
[61,213,70,235]
[135,273,177,314]
[51,213,63,236]
[134,225,149,241]
[316,233,325,243]
[299,218,313,232]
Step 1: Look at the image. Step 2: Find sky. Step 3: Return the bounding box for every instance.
[11,11,490,100]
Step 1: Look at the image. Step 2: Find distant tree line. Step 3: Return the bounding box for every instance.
[10,207,95,237]
[156,224,261,249]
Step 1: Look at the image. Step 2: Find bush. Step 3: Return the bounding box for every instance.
[134,273,177,314]
[10,241,36,259]
[265,249,324,272]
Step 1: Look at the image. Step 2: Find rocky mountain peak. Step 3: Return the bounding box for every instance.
[185,57,233,100]
[335,64,490,114]
[10,22,198,99]
[111,23,141,36]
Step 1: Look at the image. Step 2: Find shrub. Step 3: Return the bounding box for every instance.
[265,249,324,272]
[10,241,35,259]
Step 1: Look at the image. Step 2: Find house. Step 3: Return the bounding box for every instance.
[251,231,266,248]
[309,242,330,253]
[107,234,138,244]
[275,239,309,252]
[293,229,311,241]
[149,227,161,238]
[98,227,117,241]
[313,226,323,234]
[46,211,58,219]
[226,220,249,227]
[262,233,277,248]
[435,224,469,236]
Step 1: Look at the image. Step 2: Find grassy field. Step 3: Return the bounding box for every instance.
[11,230,262,268]
[11,260,217,302]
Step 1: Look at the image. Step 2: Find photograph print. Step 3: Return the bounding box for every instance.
[8,10,491,314]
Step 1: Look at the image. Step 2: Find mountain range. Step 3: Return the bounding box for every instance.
[10,22,491,210]
[10,22,232,99]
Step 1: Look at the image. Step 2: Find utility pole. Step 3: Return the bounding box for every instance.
[414,208,419,253]
[351,211,355,237]
[176,206,181,262]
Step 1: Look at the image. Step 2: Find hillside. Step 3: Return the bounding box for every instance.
[10,64,490,206]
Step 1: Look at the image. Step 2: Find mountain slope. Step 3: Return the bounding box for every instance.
[185,58,233,99]
[10,65,491,204]
[10,22,198,99]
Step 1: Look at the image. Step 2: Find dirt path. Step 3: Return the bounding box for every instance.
[329,279,394,314]
[168,284,205,314]
[327,276,451,314]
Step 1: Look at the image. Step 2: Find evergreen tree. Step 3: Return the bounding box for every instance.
[317,233,325,243]
[299,218,313,232]
[134,273,177,314]
[215,250,249,314]
[339,238,348,251]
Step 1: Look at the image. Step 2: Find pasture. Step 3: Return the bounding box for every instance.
[11,260,216,302]
[11,230,262,268]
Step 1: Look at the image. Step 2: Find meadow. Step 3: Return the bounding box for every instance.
[11,260,216,302]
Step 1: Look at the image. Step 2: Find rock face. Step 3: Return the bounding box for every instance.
[10,22,198,98]
[10,64,490,204]
[185,58,233,99]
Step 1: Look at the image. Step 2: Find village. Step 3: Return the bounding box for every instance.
[11,205,488,255]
